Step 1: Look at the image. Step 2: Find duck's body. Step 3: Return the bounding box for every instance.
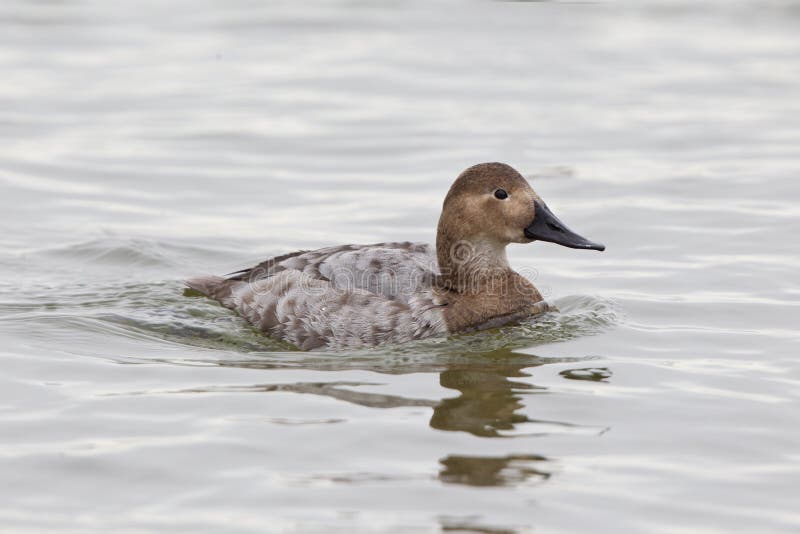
[187,163,604,351]
[187,240,549,351]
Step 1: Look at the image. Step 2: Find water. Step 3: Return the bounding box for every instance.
[2,1,799,532]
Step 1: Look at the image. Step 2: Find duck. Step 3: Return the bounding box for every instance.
[186,162,604,351]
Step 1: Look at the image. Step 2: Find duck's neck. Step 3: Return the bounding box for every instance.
[436,233,512,294]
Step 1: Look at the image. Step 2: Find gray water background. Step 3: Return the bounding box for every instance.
[1,1,799,532]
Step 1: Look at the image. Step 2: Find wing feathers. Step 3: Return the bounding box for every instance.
[186,242,446,350]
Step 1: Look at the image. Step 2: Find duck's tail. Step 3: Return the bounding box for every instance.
[185,275,239,307]
[185,275,225,296]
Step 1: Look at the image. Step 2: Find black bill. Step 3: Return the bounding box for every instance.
[524,201,605,251]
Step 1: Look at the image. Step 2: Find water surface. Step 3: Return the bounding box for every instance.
[1,1,799,532]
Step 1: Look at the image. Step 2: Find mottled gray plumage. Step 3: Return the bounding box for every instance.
[187,242,448,351]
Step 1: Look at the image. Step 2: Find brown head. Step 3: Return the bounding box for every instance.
[436,163,604,289]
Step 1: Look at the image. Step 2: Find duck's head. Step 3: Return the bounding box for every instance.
[437,162,605,258]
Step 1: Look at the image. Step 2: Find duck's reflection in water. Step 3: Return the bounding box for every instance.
[439,453,550,486]
[439,516,519,534]
[151,350,607,488]
[430,361,555,489]
[200,352,575,437]
[430,363,544,437]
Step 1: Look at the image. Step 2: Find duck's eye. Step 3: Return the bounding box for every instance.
[494,188,508,200]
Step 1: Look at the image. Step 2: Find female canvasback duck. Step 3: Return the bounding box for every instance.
[186,162,604,351]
